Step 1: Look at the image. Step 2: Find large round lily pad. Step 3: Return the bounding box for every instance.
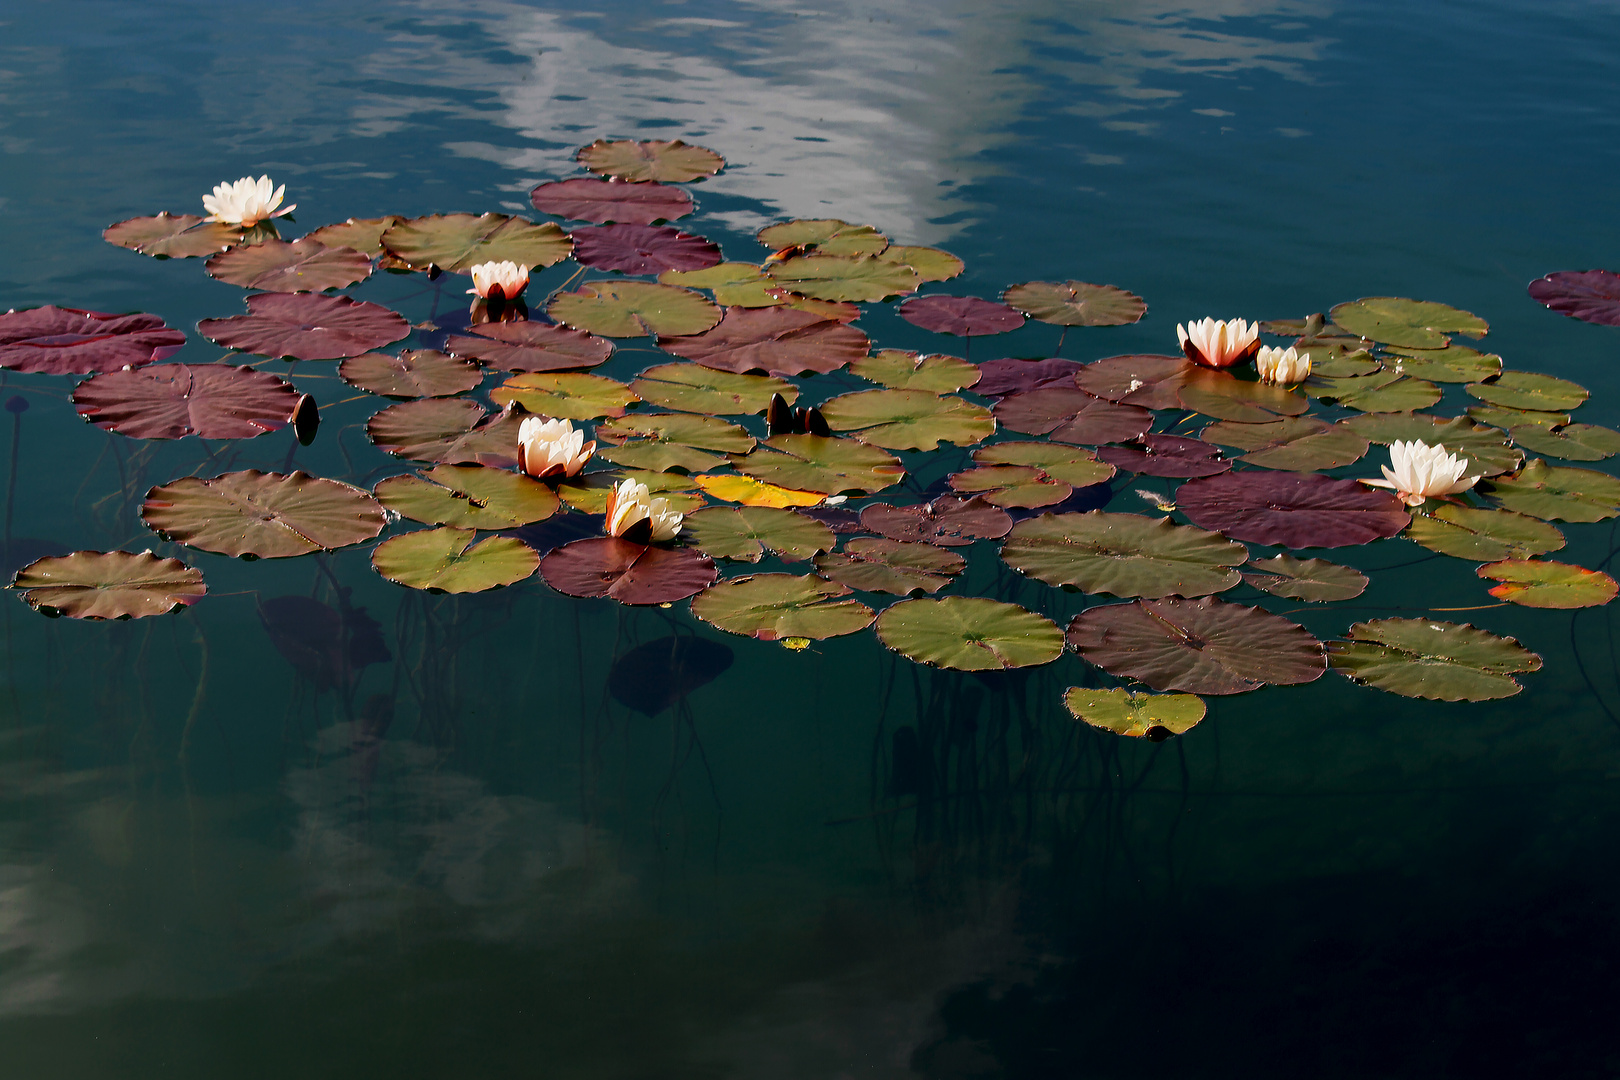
[541,537,717,605]
[860,496,1012,546]
[1063,687,1206,739]
[73,363,298,440]
[657,306,869,377]
[1479,459,1620,522]
[1074,354,1197,410]
[577,138,724,182]
[1466,371,1588,412]
[691,574,874,640]
[1329,297,1488,348]
[1067,596,1325,695]
[103,213,243,259]
[1477,559,1618,608]
[1003,281,1146,327]
[1527,270,1620,326]
[993,386,1153,445]
[1342,413,1522,476]
[850,349,979,392]
[204,238,373,292]
[380,213,571,272]
[339,350,483,399]
[571,223,722,275]
[899,295,1024,337]
[1098,435,1232,479]
[1241,554,1368,601]
[0,306,185,375]
[489,372,639,421]
[374,464,560,529]
[813,537,965,595]
[818,389,996,450]
[1176,471,1410,548]
[445,321,613,373]
[758,218,888,257]
[1001,511,1246,598]
[732,434,905,495]
[530,178,693,224]
[142,470,385,558]
[764,255,919,303]
[11,550,206,620]
[199,293,409,360]
[681,506,834,562]
[1329,618,1540,701]
[1201,417,1370,472]
[548,280,721,338]
[875,597,1063,671]
[630,362,795,415]
[366,399,524,465]
[372,527,539,593]
[1406,505,1565,561]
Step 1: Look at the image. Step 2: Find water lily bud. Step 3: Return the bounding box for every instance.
[1176,317,1260,369]
[1255,345,1310,385]
[517,416,594,480]
[291,393,319,446]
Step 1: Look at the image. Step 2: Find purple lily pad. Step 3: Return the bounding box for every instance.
[1075,354,1198,410]
[570,223,722,275]
[1176,470,1411,548]
[199,293,409,360]
[1527,270,1620,327]
[0,306,185,375]
[529,178,693,224]
[540,536,717,605]
[445,321,614,373]
[1098,435,1232,478]
[899,295,1025,337]
[656,306,869,377]
[859,495,1012,547]
[73,363,299,440]
[992,386,1153,445]
[973,357,1084,397]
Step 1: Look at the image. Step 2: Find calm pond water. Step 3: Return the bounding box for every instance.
[4,1,1620,1076]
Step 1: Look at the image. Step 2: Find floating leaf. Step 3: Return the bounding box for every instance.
[659,263,780,307]
[366,399,523,465]
[1329,618,1540,701]
[1063,687,1206,739]
[1468,405,1570,429]
[765,289,862,323]
[540,537,717,605]
[73,363,298,440]
[142,470,385,559]
[814,538,964,595]
[1478,459,1620,522]
[576,138,724,183]
[1330,297,1488,348]
[818,389,996,451]
[1342,413,1523,476]
[1067,596,1325,695]
[372,527,538,593]
[103,213,242,259]
[374,464,560,529]
[339,350,483,399]
[993,386,1153,445]
[303,216,401,256]
[860,496,1011,547]
[1003,281,1147,327]
[876,597,1063,671]
[1300,347,1382,378]
[1075,354,1197,410]
[204,238,372,292]
[691,574,874,640]
[548,280,721,338]
[380,213,571,272]
[949,442,1114,508]
[1242,554,1368,601]
[1509,422,1620,461]
[973,357,1082,396]
[1176,471,1410,548]
[1176,368,1309,422]
[596,442,719,473]
[732,434,905,495]
[529,178,693,224]
[691,474,823,508]
[1526,270,1620,326]
[682,506,835,562]
[199,293,409,360]
[1201,416,1370,472]
[1382,344,1502,383]
[445,321,613,373]
[656,306,869,377]
[757,219,888,257]
[489,372,639,421]
[1305,370,1442,413]
[1466,371,1588,412]
[1478,559,1618,608]
[0,306,185,375]
[571,223,722,275]
[629,361,794,415]
[1001,511,1245,598]
[764,255,919,303]
[876,245,964,282]
[598,412,754,455]
[556,471,706,515]
[1406,504,1565,561]
[898,295,1024,337]
[1098,435,1232,479]
[10,550,206,620]
[849,350,979,392]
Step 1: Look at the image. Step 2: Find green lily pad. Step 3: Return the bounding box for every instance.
[595,442,719,473]
[303,216,402,256]
[1382,344,1503,383]
[374,464,560,529]
[1330,297,1488,348]
[1479,459,1620,522]
[818,389,996,450]
[1001,281,1147,327]
[1406,504,1565,561]
[142,470,385,559]
[595,413,755,473]
[1329,618,1541,701]
[875,597,1064,671]
[367,399,524,465]
[1062,687,1206,739]
[764,255,920,302]
[489,372,639,421]
[1242,554,1368,602]
[629,362,796,415]
[1177,368,1310,422]
[681,506,835,562]
[1305,370,1443,413]
[659,263,780,307]
[690,574,874,640]
[380,213,571,272]
[555,471,706,515]
[340,350,483,399]
[576,138,724,182]
[875,245,964,282]
[1002,511,1246,599]
[1298,346,1381,378]
[813,538,965,595]
[1466,371,1589,412]
[949,442,1114,508]
[103,213,244,259]
[1478,560,1618,608]
[1343,413,1523,476]
[1509,422,1620,461]
[1201,416,1370,471]
[849,349,979,392]
[1466,405,1569,430]
[548,281,721,338]
[732,434,906,495]
[10,549,206,620]
[371,527,538,593]
[758,218,889,257]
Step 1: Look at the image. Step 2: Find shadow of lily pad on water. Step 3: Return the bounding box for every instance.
[608,636,734,716]
[1063,687,1206,740]
[10,550,205,620]
[142,470,386,559]
[1329,618,1541,701]
[0,306,186,375]
[73,363,299,440]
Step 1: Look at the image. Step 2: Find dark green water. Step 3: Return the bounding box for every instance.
[3,2,1620,1075]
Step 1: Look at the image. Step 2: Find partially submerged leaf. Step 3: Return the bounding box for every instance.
[1477,559,1618,608]
[199,293,409,360]
[489,371,639,420]
[682,506,835,562]
[11,550,205,620]
[204,238,373,292]
[1329,618,1540,701]
[1479,459,1620,522]
[142,470,385,558]
[540,537,717,604]
[1330,297,1488,347]
[1242,554,1368,601]
[0,306,185,375]
[1176,471,1411,548]
[445,321,613,373]
[1406,504,1565,561]
[850,350,980,392]
[1001,511,1246,598]
[340,350,484,399]
[656,306,869,376]
[548,280,721,338]
[529,177,693,224]
[1003,281,1146,327]
[1063,687,1206,739]
[691,574,874,640]
[374,464,560,528]
[372,527,538,593]
[818,389,996,450]
[73,363,298,440]
[876,597,1063,671]
[576,138,724,183]
[381,212,572,272]
[814,537,964,595]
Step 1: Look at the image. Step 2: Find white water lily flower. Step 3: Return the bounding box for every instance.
[517,416,594,479]
[1177,317,1261,369]
[467,260,530,300]
[604,478,682,543]
[1362,440,1481,506]
[1255,344,1311,385]
[201,175,295,226]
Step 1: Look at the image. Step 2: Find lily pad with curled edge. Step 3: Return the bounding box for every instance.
[1177,471,1410,548]
[1001,511,1245,598]
[529,178,692,224]
[1305,370,1443,413]
[445,321,613,373]
[1469,405,1569,429]
[1478,560,1618,608]
[1328,618,1540,701]
[974,357,1084,396]
[0,306,186,375]
[556,471,707,515]
[732,434,905,495]
[1200,416,1370,472]
[860,496,1012,547]
[489,372,639,421]
[576,138,724,183]
[1067,597,1326,695]
[850,350,980,393]
[73,363,298,440]
[899,295,1025,337]
[1075,354,1198,410]
[692,474,823,508]
[341,350,483,399]
[875,245,964,283]
[1330,297,1488,348]
[656,306,869,377]
[1342,413,1523,476]
[373,464,560,529]
[818,389,996,451]
[814,538,965,595]
[1406,505,1565,562]
[1242,554,1368,602]
[103,213,243,259]
[1100,435,1232,479]
[1176,368,1309,422]
[571,223,722,276]
[11,550,205,620]
[199,293,409,360]
[366,399,524,465]
[303,216,402,256]
[765,255,920,303]
[541,537,717,605]
[205,238,372,292]
[1478,459,1620,522]
[876,597,1064,671]
[549,281,721,338]
[681,506,835,562]
[1527,270,1620,326]
[380,213,571,273]
[1002,281,1147,327]
[659,264,780,307]
[1466,371,1589,412]
[141,470,385,559]
[372,528,538,594]
[1381,344,1503,383]
[691,574,875,640]
[757,219,888,257]
[993,387,1153,445]
[1062,687,1206,740]
[630,362,794,415]
[1509,422,1620,461]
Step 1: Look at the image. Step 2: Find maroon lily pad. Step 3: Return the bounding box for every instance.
[1066,596,1326,695]
[73,363,299,440]
[199,293,409,360]
[1176,471,1411,548]
[1075,354,1198,410]
[540,536,717,604]
[973,357,1084,396]
[656,306,869,377]
[103,213,244,259]
[366,399,523,465]
[445,321,614,373]
[339,350,484,399]
[204,238,374,292]
[899,295,1025,336]
[860,495,1012,547]
[1098,435,1232,478]
[1527,270,1620,327]
[529,178,693,224]
[0,306,185,375]
[993,386,1153,445]
[570,223,722,275]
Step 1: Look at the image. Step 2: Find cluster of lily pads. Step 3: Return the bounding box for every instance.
[5,136,1620,740]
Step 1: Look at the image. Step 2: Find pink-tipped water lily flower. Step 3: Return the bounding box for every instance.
[201,176,295,226]
[467,261,530,301]
[517,416,594,479]
[1362,440,1481,506]
[1177,317,1261,369]
[604,478,682,543]
[1255,344,1311,385]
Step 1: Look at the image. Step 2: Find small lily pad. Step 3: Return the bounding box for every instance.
[861,496,1012,547]
[142,470,385,559]
[548,280,721,338]
[380,213,572,272]
[372,527,538,593]
[205,238,373,292]
[1001,511,1246,599]
[1003,281,1147,327]
[731,434,905,495]
[1466,371,1588,412]
[340,350,484,399]
[541,537,717,605]
[1242,554,1368,602]
[576,138,724,183]
[1329,618,1540,701]
[1479,459,1620,522]
[757,218,889,257]
[682,506,835,562]
[814,538,965,595]
[630,362,796,415]
[764,255,920,303]
[1406,504,1565,562]
[690,574,874,640]
[445,321,614,373]
[1330,297,1488,348]
[850,350,980,392]
[374,464,560,529]
[1477,559,1618,608]
[489,372,639,421]
[818,389,997,451]
[11,550,206,620]
[1063,687,1206,739]
[875,597,1063,671]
